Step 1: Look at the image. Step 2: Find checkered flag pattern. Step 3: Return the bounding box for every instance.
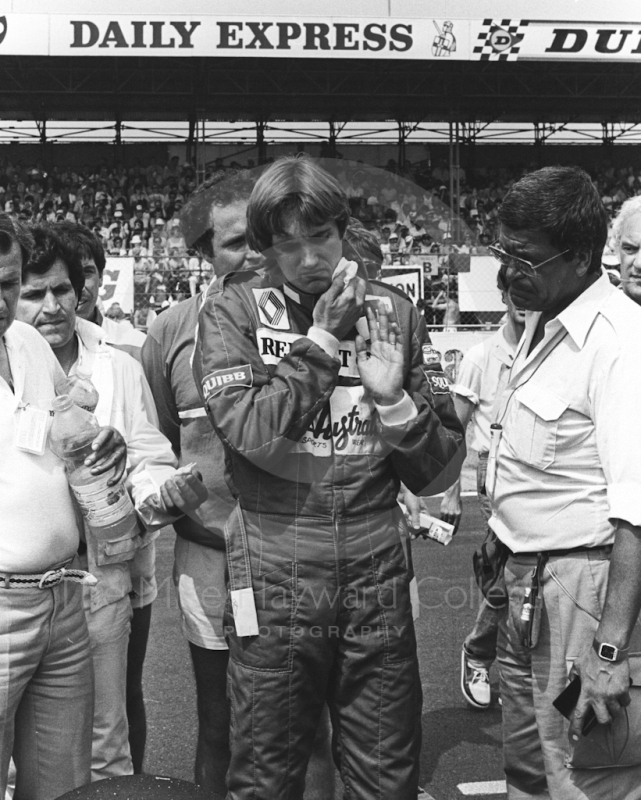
[474,19,529,61]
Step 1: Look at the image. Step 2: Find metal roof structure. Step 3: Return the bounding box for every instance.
[2,0,641,147]
[2,56,640,124]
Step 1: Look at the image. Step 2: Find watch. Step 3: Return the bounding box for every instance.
[592,639,629,663]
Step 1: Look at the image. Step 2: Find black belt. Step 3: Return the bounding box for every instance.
[509,544,612,558]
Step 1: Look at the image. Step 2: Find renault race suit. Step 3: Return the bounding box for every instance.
[193,268,465,800]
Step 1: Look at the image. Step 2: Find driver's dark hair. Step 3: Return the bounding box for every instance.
[498,166,607,274]
[247,155,350,253]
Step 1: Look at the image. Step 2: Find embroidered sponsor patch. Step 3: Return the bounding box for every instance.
[252,288,290,330]
[422,344,442,367]
[202,365,253,400]
[256,328,359,377]
[256,328,300,364]
[424,370,451,395]
[293,385,384,457]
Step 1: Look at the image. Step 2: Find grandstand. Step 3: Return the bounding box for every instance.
[2,0,640,332]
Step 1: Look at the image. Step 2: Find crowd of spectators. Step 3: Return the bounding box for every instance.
[0,150,630,321]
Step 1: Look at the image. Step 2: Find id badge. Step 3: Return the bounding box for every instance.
[410,576,420,621]
[230,587,260,637]
[15,406,49,456]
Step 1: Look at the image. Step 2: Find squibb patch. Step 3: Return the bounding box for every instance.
[202,365,253,400]
[424,370,451,396]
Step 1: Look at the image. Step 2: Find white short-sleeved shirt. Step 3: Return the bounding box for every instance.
[488,273,641,552]
[0,321,79,572]
[452,325,515,455]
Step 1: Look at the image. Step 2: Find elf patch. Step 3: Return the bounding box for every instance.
[202,365,253,400]
[422,345,442,367]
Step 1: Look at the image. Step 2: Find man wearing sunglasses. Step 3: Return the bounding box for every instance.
[487,166,641,799]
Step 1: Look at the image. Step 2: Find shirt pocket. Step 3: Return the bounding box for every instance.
[510,384,569,469]
[94,530,142,567]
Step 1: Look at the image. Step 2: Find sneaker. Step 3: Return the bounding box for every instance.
[460,646,491,709]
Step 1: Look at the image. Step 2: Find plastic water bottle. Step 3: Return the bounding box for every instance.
[57,371,100,413]
[49,395,138,541]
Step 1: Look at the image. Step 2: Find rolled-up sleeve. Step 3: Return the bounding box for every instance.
[451,347,483,406]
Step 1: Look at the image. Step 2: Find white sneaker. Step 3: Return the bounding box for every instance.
[460,646,491,709]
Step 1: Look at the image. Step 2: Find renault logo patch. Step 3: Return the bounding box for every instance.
[253,288,290,330]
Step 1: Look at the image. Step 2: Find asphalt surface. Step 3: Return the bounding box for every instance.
[141,493,505,800]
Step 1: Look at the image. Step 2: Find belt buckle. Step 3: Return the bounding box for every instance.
[38,568,64,589]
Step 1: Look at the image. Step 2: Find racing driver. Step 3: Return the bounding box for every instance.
[193,156,465,800]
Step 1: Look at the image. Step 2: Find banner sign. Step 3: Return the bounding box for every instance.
[382,254,443,274]
[2,14,641,61]
[458,256,504,312]
[100,257,135,314]
[421,255,442,276]
[380,268,424,305]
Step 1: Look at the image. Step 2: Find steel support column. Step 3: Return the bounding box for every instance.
[187,114,197,171]
[449,122,454,241]
[39,118,47,168]
[328,120,338,158]
[257,120,267,164]
[199,116,206,182]
[454,122,460,242]
[602,122,615,146]
[398,121,407,172]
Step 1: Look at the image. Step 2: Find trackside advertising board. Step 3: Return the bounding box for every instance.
[1,14,641,60]
[380,269,424,305]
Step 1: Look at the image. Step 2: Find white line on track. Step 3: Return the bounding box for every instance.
[430,490,477,497]
[457,780,507,795]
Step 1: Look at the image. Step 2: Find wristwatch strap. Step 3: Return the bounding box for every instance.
[593,639,629,663]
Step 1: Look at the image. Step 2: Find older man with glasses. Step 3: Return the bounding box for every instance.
[486,167,641,799]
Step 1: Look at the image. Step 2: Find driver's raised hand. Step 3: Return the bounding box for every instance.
[313,266,367,342]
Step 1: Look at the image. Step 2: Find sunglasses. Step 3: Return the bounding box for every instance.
[489,243,571,277]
